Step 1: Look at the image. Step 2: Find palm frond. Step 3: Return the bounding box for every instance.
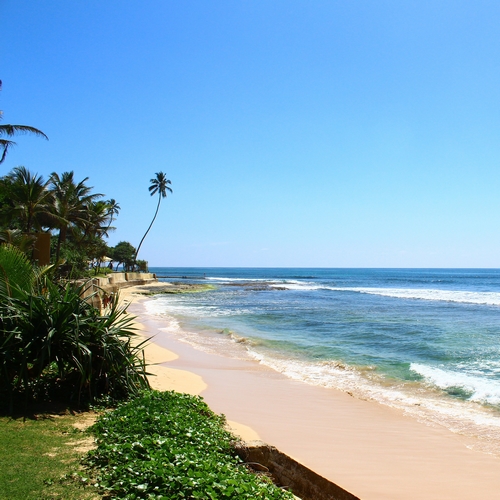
[0,243,37,299]
[0,124,48,140]
[0,139,15,163]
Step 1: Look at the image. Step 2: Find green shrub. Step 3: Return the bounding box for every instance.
[86,391,294,499]
[0,275,150,410]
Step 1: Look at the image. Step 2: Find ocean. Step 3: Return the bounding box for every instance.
[145,267,500,454]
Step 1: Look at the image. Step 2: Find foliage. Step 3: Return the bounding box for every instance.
[0,413,98,499]
[0,270,150,410]
[49,171,103,263]
[136,259,148,272]
[0,166,121,278]
[3,166,53,233]
[0,243,48,299]
[0,86,118,278]
[111,241,136,272]
[86,391,294,499]
[0,228,36,254]
[55,240,91,279]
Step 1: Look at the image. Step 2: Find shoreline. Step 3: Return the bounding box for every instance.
[122,283,500,500]
[121,283,261,442]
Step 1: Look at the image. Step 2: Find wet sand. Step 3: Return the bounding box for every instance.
[122,284,500,500]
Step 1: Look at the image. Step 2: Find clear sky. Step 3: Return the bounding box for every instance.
[3,1,500,267]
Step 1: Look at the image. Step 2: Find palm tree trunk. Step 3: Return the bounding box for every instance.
[135,194,161,265]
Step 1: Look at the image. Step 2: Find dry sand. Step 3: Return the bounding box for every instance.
[121,283,500,500]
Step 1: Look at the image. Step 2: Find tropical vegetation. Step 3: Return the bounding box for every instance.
[0,244,150,412]
[85,391,294,499]
[111,240,137,272]
[0,166,130,277]
[0,160,158,412]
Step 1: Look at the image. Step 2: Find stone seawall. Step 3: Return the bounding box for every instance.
[235,441,360,500]
[91,272,157,289]
[78,273,158,309]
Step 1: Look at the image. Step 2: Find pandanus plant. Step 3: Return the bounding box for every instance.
[0,244,150,411]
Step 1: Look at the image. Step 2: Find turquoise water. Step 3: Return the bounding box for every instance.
[146,268,500,452]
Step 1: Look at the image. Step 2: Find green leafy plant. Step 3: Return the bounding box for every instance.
[86,391,294,499]
[0,243,50,299]
[0,247,150,410]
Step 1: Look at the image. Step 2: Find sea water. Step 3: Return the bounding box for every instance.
[145,268,500,454]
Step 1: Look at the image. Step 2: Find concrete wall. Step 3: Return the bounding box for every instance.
[235,441,360,500]
[75,280,102,310]
[109,273,127,284]
[125,272,155,281]
[76,273,157,310]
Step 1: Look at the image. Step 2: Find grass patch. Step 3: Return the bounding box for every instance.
[85,390,294,499]
[0,411,98,500]
[1,391,295,499]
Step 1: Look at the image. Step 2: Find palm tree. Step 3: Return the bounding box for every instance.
[78,200,114,243]
[104,198,120,235]
[0,81,48,164]
[6,166,52,233]
[135,172,172,264]
[49,171,102,262]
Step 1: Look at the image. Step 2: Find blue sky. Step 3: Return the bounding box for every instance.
[3,1,500,267]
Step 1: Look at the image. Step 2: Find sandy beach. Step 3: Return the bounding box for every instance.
[121,283,500,500]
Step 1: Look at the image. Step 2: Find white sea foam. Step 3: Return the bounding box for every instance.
[144,296,251,318]
[247,350,500,432]
[273,283,500,306]
[270,282,320,291]
[410,363,500,406]
[143,301,182,333]
[141,290,500,455]
[207,277,274,282]
[348,288,500,306]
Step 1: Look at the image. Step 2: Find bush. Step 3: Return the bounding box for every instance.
[0,247,150,410]
[86,391,294,499]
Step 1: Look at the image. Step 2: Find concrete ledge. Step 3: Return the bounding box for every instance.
[108,278,157,290]
[235,441,360,500]
[92,276,110,287]
[109,272,127,284]
[75,275,158,310]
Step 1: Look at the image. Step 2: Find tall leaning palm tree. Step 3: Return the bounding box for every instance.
[135,172,172,265]
[0,81,48,164]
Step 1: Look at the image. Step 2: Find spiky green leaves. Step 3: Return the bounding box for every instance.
[0,243,46,299]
